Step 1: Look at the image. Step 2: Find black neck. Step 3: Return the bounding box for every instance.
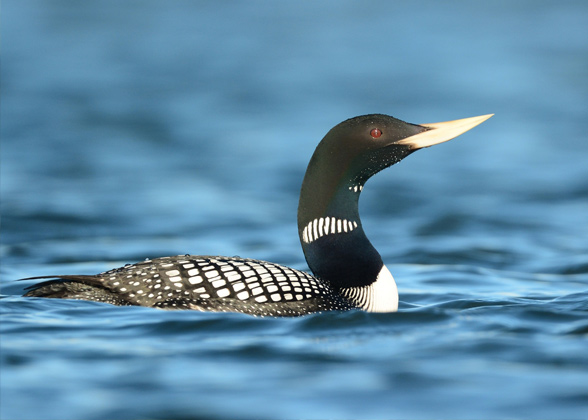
[297,115,420,290]
[297,150,382,290]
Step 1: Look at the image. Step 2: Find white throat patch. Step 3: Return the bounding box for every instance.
[302,217,358,244]
[340,265,398,313]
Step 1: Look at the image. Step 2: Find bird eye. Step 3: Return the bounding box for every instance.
[370,128,382,138]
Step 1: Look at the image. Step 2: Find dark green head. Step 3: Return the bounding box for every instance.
[314,114,424,186]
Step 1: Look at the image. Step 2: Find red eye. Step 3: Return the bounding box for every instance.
[370,128,382,138]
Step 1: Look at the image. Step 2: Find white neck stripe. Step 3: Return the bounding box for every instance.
[302,217,358,244]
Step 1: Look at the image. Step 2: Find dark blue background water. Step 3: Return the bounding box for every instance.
[2,1,588,419]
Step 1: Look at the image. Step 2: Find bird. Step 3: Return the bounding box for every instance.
[23,113,493,316]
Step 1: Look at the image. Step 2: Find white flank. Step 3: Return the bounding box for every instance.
[341,265,398,313]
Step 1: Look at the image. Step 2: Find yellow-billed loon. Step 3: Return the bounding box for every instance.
[23,113,493,316]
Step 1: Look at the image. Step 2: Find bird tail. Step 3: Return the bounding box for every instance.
[22,275,132,306]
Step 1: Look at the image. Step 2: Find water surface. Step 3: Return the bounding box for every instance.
[2,1,588,419]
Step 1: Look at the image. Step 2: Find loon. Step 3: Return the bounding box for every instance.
[23,113,492,316]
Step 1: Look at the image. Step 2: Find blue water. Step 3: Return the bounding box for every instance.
[2,1,588,419]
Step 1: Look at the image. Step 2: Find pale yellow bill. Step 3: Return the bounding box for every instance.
[396,114,494,150]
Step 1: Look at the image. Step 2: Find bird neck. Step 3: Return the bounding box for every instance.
[297,156,383,290]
